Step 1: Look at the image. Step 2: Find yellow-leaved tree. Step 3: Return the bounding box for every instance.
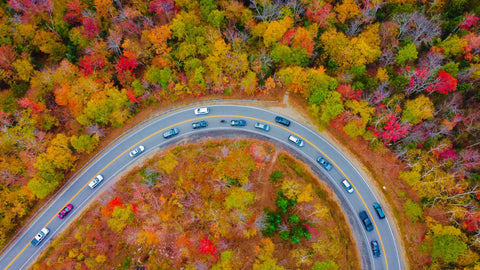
[334,0,361,24]
[263,17,293,47]
[319,24,381,69]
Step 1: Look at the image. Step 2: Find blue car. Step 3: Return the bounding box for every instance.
[317,156,333,171]
[275,116,290,126]
[231,120,246,126]
[373,202,386,219]
[371,240,381,257]
[192,121,208,129]
[163,128,179,138]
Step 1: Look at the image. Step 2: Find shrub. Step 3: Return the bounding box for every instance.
[269,170,283,182]
[404,199,423,223]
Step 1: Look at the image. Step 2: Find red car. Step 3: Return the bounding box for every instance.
[58,204,73,219]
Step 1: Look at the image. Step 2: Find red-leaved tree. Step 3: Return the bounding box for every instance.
[460,13,479,30]
[406,67,436,96]
[280,29,296,45]
[0,44,17,70]
[337,84,362,101]
[459,149,480,171]
[78,54,105,76]
[198,236,215,255]
[63,0,85,25]
[149,0,177,20]
[18,98,45,113]
[370,114,410,144]
[115,51,138,85]
[126,89,140,103]
[305,3,334,28]
[82,16,100,38]
[430,71,457,94]
[438,147,458,161]
[107,197,124,211]
[462,211,480,233]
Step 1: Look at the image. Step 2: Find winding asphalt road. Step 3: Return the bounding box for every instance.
[0,105,402,270]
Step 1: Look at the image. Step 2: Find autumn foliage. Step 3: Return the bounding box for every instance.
[0,0,480,267]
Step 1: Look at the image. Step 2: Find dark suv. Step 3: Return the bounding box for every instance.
[359,211,373,231]
[275,116,290,126]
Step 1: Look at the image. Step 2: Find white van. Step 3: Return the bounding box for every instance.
[194,107,209,115]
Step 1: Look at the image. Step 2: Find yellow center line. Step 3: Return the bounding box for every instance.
[6,114,389,270]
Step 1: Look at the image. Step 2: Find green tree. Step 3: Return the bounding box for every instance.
[306,69,337,100]
[145,66,173,88]
[404,199,423,223]
[28,176,61,199]
[319,92,344,125]
[432,234,467,264]
[312,260,340,270]
[70,134,99,154]
[78,83,130,127]
[427,221,468,264]
[208,10,226,28]
[395,43,418,67]
[269,171,283,182]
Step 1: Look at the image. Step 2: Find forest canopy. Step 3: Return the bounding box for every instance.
[0,0,479,268]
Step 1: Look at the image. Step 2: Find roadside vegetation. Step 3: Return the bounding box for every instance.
[0,0,479,268]
[32,139,358,269]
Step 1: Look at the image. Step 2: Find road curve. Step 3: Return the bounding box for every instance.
[0,105,402,270]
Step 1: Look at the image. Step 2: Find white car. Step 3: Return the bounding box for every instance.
[129,145,145,157]
[288,135,304,147]
[31,227,49,246]
[194,107,209,115]
[88,174,104,189]
[341,179,354,193]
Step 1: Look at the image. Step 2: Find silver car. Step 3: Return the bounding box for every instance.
[254,122,270,131]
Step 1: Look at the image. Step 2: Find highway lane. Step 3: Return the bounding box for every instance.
[0,105,402,270]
